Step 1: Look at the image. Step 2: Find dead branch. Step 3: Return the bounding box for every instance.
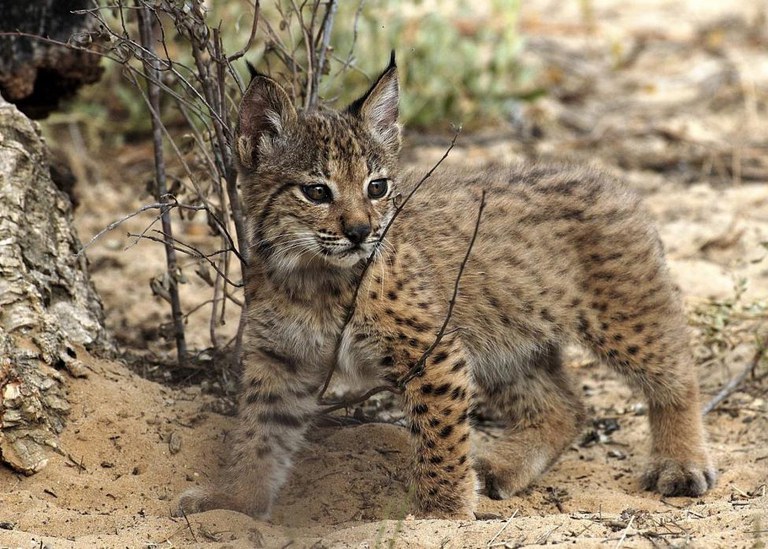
[319,186,486,414]
[227,0,261,63]
[320,384,403,415]
[309,0,338,108]
[76,200,197,257]
[330,0,366,85]
[703,338,766,414]
[400,189,486,386]
[126,231,243,289]
[317,129,461,402]
[137,3,187,364]
[75,1,253,357]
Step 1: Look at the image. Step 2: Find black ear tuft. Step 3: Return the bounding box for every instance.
[245,60,270,82]
[235,75,297,169]
[346,54,401,150]
[245,60,259,81]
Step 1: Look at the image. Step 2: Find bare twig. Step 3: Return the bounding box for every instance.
[320,384,403,415]
[614,514,635,549]
[178,507,198,543]
[400,189,487,386]
[486,509,519,547]
[320,185,486,414]
[77,201,190,257]
[227,0,261,62]
[309,0,338,108]
[317,130,461,402]
[704,339,767,414]
[137,3,187,364]
[331,0,365,85]
[126,231,243,289]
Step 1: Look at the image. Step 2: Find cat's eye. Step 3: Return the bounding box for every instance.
[301,184,332,203]
[367,178,388,199]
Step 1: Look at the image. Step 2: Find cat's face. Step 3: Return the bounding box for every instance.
[235,58,401,271]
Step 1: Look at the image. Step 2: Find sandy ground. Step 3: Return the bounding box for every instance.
[2,0,768,547]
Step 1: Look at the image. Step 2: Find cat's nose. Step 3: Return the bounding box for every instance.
[343,223,371,245]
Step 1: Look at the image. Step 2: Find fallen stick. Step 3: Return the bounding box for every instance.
[703,342,766,415]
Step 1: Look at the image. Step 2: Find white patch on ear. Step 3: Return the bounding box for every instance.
[366,77,398,132]
[264,109,284,135]
[357,68,401,150]
[237,135,255,168]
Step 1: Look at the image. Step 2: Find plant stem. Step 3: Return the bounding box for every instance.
[310,0,338,108]
[137,3,187,366]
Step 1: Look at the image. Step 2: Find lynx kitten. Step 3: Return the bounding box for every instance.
[179,55,715,519]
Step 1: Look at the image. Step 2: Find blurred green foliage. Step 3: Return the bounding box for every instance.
[52,0,525,139]
[257,0,525,128]
[339,0,524,128]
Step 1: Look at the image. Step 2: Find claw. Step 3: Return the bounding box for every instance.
[642,458,716,497]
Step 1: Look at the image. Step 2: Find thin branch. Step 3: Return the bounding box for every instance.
[401,189,486,386]
[77,201,189,257]
[178,507,198,543]
[289,0,315,109]
[704,339,766,414]
[0,30,226,126]
[320,384,402,415]
[137,2,187,364]
[183,291,243,320]
[309,0,338,108]
[330,0,365,85]
[614,514,635,549]
[227,0,261,62]
[210,256,223,348]
[127,231,243,289]
[320,187,486,414]
[486,509,519,548]
[317,129,461,402]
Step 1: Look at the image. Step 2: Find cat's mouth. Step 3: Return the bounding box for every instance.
[319,240,375,267]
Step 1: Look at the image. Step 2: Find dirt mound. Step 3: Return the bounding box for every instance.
[1,351,765,547]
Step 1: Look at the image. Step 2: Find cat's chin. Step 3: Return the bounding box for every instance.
[322,251,368,268]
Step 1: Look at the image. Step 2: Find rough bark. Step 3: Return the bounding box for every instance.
[0,0,103,118]
[0,95,110,474]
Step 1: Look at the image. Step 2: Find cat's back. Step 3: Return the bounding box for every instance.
[395,162,646,256]
[390,162,661,312]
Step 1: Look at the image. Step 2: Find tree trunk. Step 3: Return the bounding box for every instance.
[0,0,103,119]
[0,94,110,474]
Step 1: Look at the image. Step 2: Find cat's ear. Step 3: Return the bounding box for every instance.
[235,74,297,169]
[347,51,401,150]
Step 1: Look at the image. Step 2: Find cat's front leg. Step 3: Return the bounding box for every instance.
[387,334,478,519]
[178,346,317,519]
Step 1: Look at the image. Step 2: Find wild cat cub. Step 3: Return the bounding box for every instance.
[179,55,715,519]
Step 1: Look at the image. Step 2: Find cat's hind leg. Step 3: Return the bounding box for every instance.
[575,292,716,496]
[472,344,586,499]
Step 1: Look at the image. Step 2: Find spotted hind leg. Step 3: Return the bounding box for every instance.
[576,246,716,496]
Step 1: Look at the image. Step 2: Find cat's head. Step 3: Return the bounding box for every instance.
[235,55,401,272]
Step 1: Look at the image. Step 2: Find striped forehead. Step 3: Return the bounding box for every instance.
[301,112,377,183]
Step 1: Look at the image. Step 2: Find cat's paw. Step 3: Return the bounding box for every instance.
[641,457,717,497]
[175,486,270,519]
[175,487,220,516]
[474,454,543,500]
